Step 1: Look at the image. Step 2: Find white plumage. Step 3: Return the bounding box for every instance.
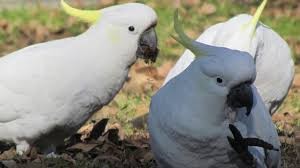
[0,2,158,154]
[163,1,294,114]
[149,10,280,168]
[149,42,280,168]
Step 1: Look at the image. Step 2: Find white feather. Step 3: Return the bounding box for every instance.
[163,14,294,114]
[0,3,157,154]
[149,47,280,168]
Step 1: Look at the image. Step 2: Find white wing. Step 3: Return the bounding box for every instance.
[254,24,294,114]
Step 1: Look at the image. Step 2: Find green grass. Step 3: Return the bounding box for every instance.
[291,94,300,113]
[262,17,300,37]
[152,0,300,63]
[114,93,151,135]
[0,1,299,60]
[0,7,87,47]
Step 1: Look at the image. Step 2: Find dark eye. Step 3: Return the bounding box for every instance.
[216,77,223,84]
[128,26,135,32]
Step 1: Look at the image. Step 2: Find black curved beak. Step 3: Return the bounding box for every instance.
[136,27,159,63]
[227,82,253,116]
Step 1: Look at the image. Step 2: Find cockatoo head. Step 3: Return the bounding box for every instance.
[173,10,256,116]
[61,0,158,63]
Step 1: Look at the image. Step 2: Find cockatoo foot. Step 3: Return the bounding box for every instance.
[16,141,30,155]
[227,124,279,167]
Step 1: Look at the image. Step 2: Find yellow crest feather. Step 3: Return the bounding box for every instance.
[250,0,268,29]
[173,9,204,57]
[61,0,101,23]
[246,0,268,38]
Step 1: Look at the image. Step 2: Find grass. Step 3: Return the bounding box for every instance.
[0,7,88,47]
[115,94,148,135]
[0,1,299,60]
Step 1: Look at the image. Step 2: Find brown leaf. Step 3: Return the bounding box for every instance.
[67,143,98,153]
[65,133,83,148]
[29,147,38,160]
[99,143,113,153]
[0,148,16,160]
[143,151,154,162]
[61,153,76,165]
[78,123,94,137]
[108,123,125,141]
[89,118,109,140]
[106,129,120,145]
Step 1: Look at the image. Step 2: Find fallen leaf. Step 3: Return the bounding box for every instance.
[67,143,98,153]
[61,153,76,165]
[89,118,109,140]
[106,129,120,145]
[29,147,38,160]
[108,123,125,141]
[0,148,16,160]
[65,133,83,148]
[143,151,154,162]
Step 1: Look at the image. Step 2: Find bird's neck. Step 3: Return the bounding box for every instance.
[166,69,227,139]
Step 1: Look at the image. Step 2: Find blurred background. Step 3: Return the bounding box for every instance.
[0,0,299,167]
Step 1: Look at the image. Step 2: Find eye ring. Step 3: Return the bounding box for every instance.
[128,26,135,32]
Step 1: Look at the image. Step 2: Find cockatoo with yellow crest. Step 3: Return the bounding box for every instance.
[149,10,280,168]
[0,0,158,154]
[163,0,294,114]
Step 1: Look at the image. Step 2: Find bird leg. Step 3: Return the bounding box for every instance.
[227,124,279,167]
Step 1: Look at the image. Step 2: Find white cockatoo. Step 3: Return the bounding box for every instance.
[163,0,294,114]
[0,0,158,154]
[148,11,280,168]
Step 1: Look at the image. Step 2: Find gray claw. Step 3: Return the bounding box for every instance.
[227,124,279,166]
